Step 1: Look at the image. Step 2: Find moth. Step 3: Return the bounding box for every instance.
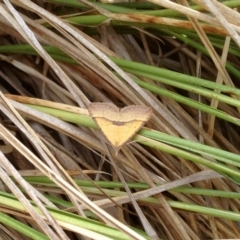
[88,102,152,153]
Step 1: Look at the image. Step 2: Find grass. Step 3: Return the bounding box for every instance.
[0,0,240,239]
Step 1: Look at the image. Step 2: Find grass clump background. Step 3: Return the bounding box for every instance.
[1,0,240,239]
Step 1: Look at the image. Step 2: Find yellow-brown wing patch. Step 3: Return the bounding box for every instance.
[88,102,152,152]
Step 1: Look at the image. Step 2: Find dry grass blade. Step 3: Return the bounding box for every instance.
[0,131,64,240]
[194,0,240,47]
[207,36,231,137]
